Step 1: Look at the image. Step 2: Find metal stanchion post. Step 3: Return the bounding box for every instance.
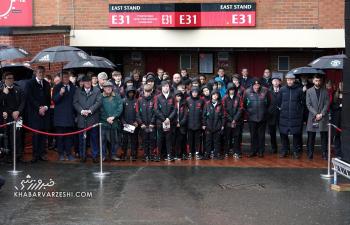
[8,121,22,175]
[321,123,333,179]
[93,123,110,177]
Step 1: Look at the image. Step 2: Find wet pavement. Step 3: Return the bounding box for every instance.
[0,163,349,225]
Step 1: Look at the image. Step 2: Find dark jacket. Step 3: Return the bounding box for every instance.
[306,87,329,132]
[154,92,176,126]
[222,88,243,126]
[0,85,25,123]
[187,95,205,130]
[100,92,123,129]
[203,99,224,132]
[25,77,51,129]
[136,95,156,126]
[243,86,271,122]
[278,84,304,134]
[73,86,102,128]
[110,80,124,98]
[267,86,281,126]
[52,82,76,127]
[175,99,188,134]
[261,77,272,89]
[121,88,137,125]
[240,77,252,89]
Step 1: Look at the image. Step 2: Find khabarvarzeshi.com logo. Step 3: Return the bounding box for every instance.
[14,174,93,198]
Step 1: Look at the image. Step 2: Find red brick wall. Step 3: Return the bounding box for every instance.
[32,0,344,29]
[1,33,70,76]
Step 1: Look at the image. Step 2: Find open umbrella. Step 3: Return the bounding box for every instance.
[288,67,325,76]
[1,63,33,81]
[30,46,91,63]
[0,45,29,61]
[309,54,347,70]
[63,55,117,70]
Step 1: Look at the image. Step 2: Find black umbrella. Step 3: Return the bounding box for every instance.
[288,67,325,75]
[30,46,91,63]
[308,54,347,70]
[1,63,34,81]
[63,55,116,70]
[0,45,29,61]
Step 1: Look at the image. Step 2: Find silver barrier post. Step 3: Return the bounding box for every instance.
[93,123,110,177]
[321,123,333,179]
[8,121,22,175]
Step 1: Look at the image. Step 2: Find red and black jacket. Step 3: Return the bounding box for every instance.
[222,90,243,126]
[154,93,176,127]
[203,100,225,132]
[136,95,155,126]
[187,96,205,130]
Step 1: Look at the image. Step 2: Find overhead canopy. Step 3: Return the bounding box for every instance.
[70,29,345,48]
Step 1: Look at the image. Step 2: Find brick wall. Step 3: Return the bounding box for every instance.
[32,0,344,29]
[1,33,70,76]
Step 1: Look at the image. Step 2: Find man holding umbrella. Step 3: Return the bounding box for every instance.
[26,66,51,163]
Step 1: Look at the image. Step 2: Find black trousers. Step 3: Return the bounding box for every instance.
[307,131,328,155]
[157,128,174,157]
[174,128,187,157]
[55,126,73,156]
[141,129,155,157]
[32,132,47,159]
[224,125,242,155]
[205,130,221,156]
[280,133,301,154]
[188,129,201,155]
[122,131,138,158]
[268,124,278,152]
[248,121,266,154]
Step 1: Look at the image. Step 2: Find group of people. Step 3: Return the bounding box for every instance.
[0,66,343,164]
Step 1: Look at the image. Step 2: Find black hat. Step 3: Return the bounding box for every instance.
[125,86,136,94]
[201,84,212,92]
[146,75,155,83]
[251,77,261,85]
[174,90,183,97]
[191,87,200,93]
[81,75,91,82]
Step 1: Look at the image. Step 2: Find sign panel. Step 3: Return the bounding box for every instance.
[109,3,256,28]
[0,0,33,27]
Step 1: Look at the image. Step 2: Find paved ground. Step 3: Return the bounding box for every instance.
[0,163,349,225]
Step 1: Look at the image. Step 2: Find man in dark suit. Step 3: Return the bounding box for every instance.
[0,72,25,163]
[240,68,252,89]
[26,66,51,163]
[52,71,76,161]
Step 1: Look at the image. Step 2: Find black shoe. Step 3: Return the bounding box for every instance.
[39,156,48,161]
[131,156,137,161]
[30,158,38,163]
[292,152,300,159]
[279,152,288,158]
[80,157,87,163]
[142,156,149,162]
[214,155,224,160]
[248,153,257,158]
[308,153,313,160]
[258,153,264,158]
[92,158,99,163]
[154,156,160,162]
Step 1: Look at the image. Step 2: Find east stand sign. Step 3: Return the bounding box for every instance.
[109,3,256,28]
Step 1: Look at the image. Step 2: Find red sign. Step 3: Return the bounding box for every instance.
[109,3,256,28]
[0,0,33,27]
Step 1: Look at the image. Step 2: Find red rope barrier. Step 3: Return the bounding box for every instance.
[330,124,342,132]
[0,121,15,128]
[21,124,99,136]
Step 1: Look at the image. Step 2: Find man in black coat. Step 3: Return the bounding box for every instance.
[261,69,273,89]
[222,83,243,158]
[0,72,25,162]
[243,78,271,158]
[267,75,281,154]
[202,90,225,160]
[26,66,51,163]
[240,68,252,89]
[154,81,176,161]
[187,87,205,159]
[52,71,76,161]
[278,73,304,159]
